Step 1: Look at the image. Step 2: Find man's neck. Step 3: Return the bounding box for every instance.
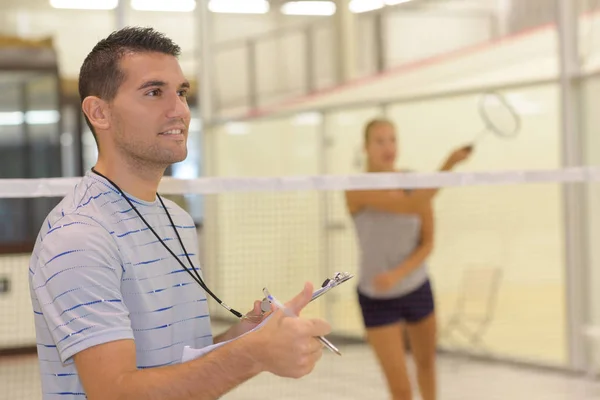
[93,157,165,202]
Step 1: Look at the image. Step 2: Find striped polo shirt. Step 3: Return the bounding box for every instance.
[28,171,213,399]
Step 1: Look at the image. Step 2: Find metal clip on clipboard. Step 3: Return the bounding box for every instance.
[311,271,354,302]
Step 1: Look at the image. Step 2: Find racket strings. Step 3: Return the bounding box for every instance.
[479,92,521,138]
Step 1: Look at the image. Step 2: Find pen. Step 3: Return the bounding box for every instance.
[263,288,342,356]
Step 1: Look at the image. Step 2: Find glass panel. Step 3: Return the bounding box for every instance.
[205,114,324,320]
[170,108,204,223]
[0,71,61,251]
[323,85,566,366]
[0,76,28,250]
[324,106,386,174]
[25,73,62,249]
[386,85,561,172]
[582,73,600,370]
[211,114,322,177]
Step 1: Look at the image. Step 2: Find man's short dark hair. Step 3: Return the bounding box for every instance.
[78,27,182,142]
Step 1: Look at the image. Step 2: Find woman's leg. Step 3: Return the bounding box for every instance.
[404,280,437,400]
[365,322,413,400]
[406,313,437,400]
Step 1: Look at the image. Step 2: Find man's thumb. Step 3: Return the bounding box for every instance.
[285,282,314,316]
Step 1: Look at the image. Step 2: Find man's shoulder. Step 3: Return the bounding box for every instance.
[159,195,196,226]
[35,173,121,249]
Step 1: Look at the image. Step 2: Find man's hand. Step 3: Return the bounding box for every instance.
[247,282,331,379]
[214,300,271,343]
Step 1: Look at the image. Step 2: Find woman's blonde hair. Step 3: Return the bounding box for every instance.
[363,118,395,144]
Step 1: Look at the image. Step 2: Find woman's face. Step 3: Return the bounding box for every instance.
[365,122,397,171]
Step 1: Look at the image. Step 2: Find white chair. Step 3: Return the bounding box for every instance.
[440,266,503,355]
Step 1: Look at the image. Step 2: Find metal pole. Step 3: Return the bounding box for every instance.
[195,0,222,315]
[198,0,214,125]
[318,111,334,325]
[305,26,315,94]
[334,0,357,83]
[247,40,258,110]
[115,0,126,30]
[555,0,588,371]
[373,11,386,73]
[20,81,36,240]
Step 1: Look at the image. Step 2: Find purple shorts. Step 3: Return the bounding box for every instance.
[357,280,435,328]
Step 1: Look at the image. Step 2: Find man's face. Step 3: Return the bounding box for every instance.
[108,51,191,167]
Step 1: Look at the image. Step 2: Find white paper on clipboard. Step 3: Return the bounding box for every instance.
[181,314,273,363]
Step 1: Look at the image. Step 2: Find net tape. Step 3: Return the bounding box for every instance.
[1,166,599,198]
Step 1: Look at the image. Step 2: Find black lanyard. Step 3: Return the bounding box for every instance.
[91,168,243,319]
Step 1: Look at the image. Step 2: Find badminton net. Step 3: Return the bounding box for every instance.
[0,167,595,399]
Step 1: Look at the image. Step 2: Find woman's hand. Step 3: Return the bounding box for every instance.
[443,145,473,170]
[373,270,403,293]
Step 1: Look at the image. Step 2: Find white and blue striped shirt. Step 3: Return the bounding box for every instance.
[28,171,213,399]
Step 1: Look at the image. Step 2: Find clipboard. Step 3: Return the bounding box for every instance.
[260,271,354,313]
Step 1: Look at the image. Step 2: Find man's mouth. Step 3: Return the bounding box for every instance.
[160,129,184,136]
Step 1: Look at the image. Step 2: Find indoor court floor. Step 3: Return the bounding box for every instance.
[2,326,600,400]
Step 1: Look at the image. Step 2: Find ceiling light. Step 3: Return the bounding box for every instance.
[385,0,414,5]
[0,110,60,126]
[131,0,196,12]
[50,0,118,10]
[349,0,384,13]
[349,0,414,13]
[208,0,269,14]
[281,1,336,16]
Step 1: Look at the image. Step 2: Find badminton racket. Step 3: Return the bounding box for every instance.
[467,91,521,149]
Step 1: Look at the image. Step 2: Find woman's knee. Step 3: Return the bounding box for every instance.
[414,353,436,373]
[390,385,413,400]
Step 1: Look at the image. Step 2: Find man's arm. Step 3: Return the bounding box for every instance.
[74,335,262,400]
[75,284,330,400]
[212,300,265,344]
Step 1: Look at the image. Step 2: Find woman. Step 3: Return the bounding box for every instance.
[345,119,472,400]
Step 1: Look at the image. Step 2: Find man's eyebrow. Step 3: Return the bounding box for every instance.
[137,80,190,90]
[137,80,166,90]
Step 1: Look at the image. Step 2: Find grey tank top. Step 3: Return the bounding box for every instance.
[352,208,429,299]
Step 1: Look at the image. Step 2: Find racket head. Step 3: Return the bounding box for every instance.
[478,91,521,139]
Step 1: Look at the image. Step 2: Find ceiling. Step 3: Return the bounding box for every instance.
[0,0,499,12]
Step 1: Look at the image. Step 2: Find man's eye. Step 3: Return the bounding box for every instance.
[178,90,189,97]
[147,89,161,96]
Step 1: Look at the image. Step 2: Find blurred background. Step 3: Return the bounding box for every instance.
[2,0,600,399]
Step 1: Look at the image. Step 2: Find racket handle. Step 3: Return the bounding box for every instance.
[470,129,489,147]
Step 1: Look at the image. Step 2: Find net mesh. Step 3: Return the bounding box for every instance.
[0,169,595,399]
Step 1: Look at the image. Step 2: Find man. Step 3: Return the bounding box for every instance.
[28,27,330,400]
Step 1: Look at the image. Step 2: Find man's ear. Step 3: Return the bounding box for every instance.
[82,96,111,132]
